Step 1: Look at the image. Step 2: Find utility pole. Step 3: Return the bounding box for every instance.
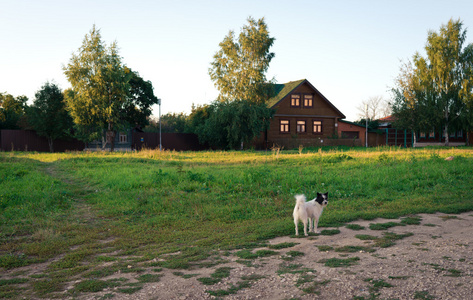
[365,104,368,148]
[158,98,162,151]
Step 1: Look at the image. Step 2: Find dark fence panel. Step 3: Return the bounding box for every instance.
[132,132,205,151]
[1,130,85,152]
[385,128,413,147]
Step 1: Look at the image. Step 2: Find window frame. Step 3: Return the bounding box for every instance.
[296,120,307,134]
[290,94,301,107]
[279,119,290,134]
[118,132,128,144]
[312,120,323,135]
[303,94,314,108]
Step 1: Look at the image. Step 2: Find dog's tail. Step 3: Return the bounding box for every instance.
[294,194,306,208]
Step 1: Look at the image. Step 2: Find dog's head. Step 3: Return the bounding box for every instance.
[315,192,329,207]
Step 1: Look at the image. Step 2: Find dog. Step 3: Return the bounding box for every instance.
[293,193,328,236]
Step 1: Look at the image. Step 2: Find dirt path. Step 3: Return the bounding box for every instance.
[80,211,473,300]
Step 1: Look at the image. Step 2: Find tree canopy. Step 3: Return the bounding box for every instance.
[0,93,28,129]
[209,17,276,104]
[28,82,73,152]
[189,100,274,150]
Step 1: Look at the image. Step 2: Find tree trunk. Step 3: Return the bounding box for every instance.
[444,124,449,146]
[48,137,54,153]
[107,130,116,152]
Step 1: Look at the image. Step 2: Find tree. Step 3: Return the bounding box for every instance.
[209,17,276,104]
[356,95,391,120]
[0,93,28,129]
[392,19,473,146]
[63,25,130,151]
[27,82,73,152]
[122,68,159,129]
[195,100,274,150]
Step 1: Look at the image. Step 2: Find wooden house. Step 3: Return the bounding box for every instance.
[256,79,346,149]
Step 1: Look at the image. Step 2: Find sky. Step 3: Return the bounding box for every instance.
[2,0,473,122]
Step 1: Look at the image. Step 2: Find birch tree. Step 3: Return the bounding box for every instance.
[209,17,275,103]
[63,25,129,151]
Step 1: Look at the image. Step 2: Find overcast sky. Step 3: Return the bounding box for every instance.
[2,0,473,121]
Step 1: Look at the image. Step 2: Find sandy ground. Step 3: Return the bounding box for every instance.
[80,211,473,300]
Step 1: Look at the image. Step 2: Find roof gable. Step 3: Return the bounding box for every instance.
[267,79,346,119]
[267,79,305,107]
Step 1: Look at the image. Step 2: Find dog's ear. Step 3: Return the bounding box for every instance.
[317,192,321,197]
[325,192,329,196]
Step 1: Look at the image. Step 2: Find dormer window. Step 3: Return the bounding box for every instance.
[291,94,300,107]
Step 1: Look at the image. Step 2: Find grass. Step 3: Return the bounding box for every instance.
[1,147,473,298]
[319,257,360,267]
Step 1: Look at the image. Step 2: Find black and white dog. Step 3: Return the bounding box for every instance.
[293,193,328,236]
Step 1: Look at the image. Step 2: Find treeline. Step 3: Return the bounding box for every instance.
[391,19,473,146]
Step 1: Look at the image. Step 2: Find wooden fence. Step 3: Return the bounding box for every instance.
[1,130,206,152]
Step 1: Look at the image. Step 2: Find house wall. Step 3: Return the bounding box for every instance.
[265,82,343,149]
[338,121,367,147]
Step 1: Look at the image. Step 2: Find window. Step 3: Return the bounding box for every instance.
[119,132,128,143]
[419,132,426,138]
[303,94,313,107]
[291,94,300,107]
[296,120,306,133]
[313,120,322,134]
[280,120,290,133]
[457,130,463,138]
[449,131,456,138]
[429,130,435,138]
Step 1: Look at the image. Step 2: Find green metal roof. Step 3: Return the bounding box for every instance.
[266,79,305,108]
[266,79,346,119]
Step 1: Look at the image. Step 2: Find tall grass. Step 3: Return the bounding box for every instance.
[1,147,472,296]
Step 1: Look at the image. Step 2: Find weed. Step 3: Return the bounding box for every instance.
[136,274,162,282]
[302,279,330,294]
[317,245,334,252]
[320,229,341,236]
[117,286,143,294]
[369,221,404,230]
[277,263,315,275]
[207,281,251,297]
[173,272,200,279]
[355,234,379,241]
[73,279,120,293]
[295,273,316,287]
[268,242,299,249]
[439,215,460,221]
[445,269,462,277]
[281,250,305,261]
[345,224,365,230]
[400,216,422,225]
[414,290,435,300]
[235,249,278,259]
[364,278,394,292]
[389,275,411,280]
[319,257,360,267]
[335,245,376,253]
[198,267,232,285]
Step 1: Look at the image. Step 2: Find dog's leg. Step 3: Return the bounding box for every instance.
[303,219,308,236]
[294,218,299,236]
[314,217,320,234]
[309,218,313,233]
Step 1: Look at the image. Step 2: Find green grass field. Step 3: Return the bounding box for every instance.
[1,146,472,298]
